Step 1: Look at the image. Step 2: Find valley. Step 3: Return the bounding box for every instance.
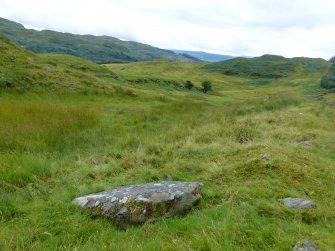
[0,34,335,250]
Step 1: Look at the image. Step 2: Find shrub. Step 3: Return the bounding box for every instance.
[320,63,335,90]
[320,75,335,90]
[184,80,194,90]
[0,74,13,88]
[201,80,212,93]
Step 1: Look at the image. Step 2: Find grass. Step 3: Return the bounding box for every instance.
[0,42,335,250]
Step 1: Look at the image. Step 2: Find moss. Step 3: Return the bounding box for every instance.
[124,195,183,221]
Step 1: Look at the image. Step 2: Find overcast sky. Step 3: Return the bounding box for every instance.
[0,0,334,59]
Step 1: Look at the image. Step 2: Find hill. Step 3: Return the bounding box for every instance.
[203,54,330,78]
[173,49,234,62]
[0,35,126,94]
[0,17,193,63]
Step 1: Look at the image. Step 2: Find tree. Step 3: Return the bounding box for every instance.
[201,80,212,93]
[329,56,335,63]
[184,80,194,90]
[320,63,335,90]
[321,75,335,89]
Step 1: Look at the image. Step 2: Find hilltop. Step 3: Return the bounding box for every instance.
[0,17,193,63]
[203,54,330,78]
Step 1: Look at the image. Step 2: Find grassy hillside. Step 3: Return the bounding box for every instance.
[0,36,128,95]
[1,42,335,250]
[0,17,192,63]
[203,55,330,78]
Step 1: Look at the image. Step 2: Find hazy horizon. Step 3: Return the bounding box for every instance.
[1,0,334,59]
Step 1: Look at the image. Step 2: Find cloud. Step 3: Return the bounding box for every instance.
[0,0,334,58]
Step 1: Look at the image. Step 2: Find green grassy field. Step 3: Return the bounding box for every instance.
[1,39,335,250]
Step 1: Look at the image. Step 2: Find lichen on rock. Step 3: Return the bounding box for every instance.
[280,198,316,209]
[73,181,203,229]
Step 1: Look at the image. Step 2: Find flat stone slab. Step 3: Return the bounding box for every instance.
[73,181,203,228]
[280,198,316,209]
[293,239,320,251]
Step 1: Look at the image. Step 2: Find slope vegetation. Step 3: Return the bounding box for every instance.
[203,55,329,78]
[0,17,192,63]
[0,35,123,93]
[321,62,335,90]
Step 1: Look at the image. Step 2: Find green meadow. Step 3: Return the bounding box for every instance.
[1,37,335,250]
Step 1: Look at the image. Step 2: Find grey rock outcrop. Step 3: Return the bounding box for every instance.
[73,181,203,228]
[293,239,320,251]
[280,198,316,209]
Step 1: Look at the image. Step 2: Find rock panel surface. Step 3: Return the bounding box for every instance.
[293,239,320,251]
[73,181,203,228]
[280,198,316,209]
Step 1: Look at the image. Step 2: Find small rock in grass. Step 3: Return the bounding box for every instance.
[293,239,320,251]
[303,140,313,146]
[260,153,272,159]
[280,198,316,209]
[73,181,203,229]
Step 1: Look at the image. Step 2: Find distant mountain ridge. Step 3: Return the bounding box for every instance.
[173,50,234,62]
[0,17,193,63]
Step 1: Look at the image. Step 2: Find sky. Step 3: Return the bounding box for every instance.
[0,0,334,59]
